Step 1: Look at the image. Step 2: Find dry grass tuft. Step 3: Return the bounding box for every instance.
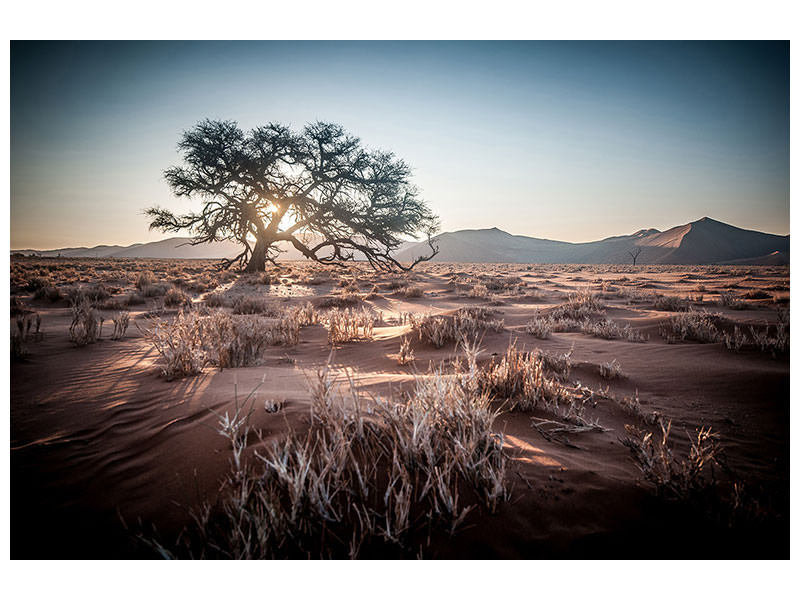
[398,336,415,365]
[599,358,625,380]
[326,307,376,345]
[409,307,504,348]
[151,355,509,558]
[111,311,131,340]
[660,310,720,344]
[622,421,722,502]
[11,312,42,359]
[140,310,206,379]
[164,287,191,308]
[69,300,100,346]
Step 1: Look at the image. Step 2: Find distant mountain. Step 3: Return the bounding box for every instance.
[12,237,243,259]
[11,236,420,262]
[12,217,789,265]
[395,217,789,265]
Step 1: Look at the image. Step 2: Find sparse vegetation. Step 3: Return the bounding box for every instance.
[163,287,191,307]
[69,300,100,346]
[599,358,625,379]
[326,307,376,345]
[398,336,415,365]
[660,310,721,343]
[150,356,507,558]
[409,307,504,348]
[111,311,131,340]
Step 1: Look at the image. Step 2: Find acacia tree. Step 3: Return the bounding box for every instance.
[147,120,440,272]
[628,247,643,266]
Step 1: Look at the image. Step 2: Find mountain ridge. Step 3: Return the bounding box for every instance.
[12,217,789,265]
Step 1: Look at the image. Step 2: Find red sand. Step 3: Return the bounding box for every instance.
[10,260,789,558]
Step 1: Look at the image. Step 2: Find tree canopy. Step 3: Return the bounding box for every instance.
[147,119,440,272]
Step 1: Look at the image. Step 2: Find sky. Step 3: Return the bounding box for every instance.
[10,41,789,250]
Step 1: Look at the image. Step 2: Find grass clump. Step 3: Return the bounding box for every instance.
[474,342,569,412]
[398,336,415,365]
[203,292,227,307]
[164,287,191,308]
[525,316,552,339]
[717,291,747,310]
[318,292,363,308]
[111,311,131,340]
[148,357,508,558]
[660,310,720,344]
[622,421,722,502]
[409,307,504,348]
[232,295,270,314]
[141,311,206,379]
[69,300,100,347]
[599,358,625,380]
[11,312,42,359]
[142,304,321,377]
[653,295,690,312]
[327,307,376,345]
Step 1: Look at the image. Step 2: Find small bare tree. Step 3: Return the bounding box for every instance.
[147,120,440,272]
[628,247,643,266]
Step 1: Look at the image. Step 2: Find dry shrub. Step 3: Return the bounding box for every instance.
[616,392,663,426]
[551,289,603,320]
[327,307,376,345]
[142,304,320,376]
[653,295,690,312]
[475,342,569,412]
[10,297,29,316]
[126,292,146,306]
[558,317,647,342]
[203,292,226,307]
[135,270,155,290]
[468,284,490,299]
[525,316,552,339]
[202,312,298,368]
[580,318,618,339]
[11,312,42,359]
[34,285,63,302]
[660,310,720,344]
[153,358,508,558]
[722,326,747,352]
[141,311,206,379]
[64,283,112,306]
[748,322,788,356]
[111,311,131,340]
[535,346,573,380]
[742,290,771,300]
[599,358,625,380]
[26,276,51,292]
[622,421,722,502]
[409,307,504,348]
[164,287,191,308]
[398,336,414,365]
[232,295,270,314]
[717,291,747,310]
[69,300,99,346]
[318,292,362,308]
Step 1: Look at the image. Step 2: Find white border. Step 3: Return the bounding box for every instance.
[2,1,796,597]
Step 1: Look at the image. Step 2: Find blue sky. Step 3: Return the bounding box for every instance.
[10,41,789,249]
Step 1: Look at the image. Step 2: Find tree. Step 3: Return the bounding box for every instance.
[147,120,440,272]
[628,247,643,266]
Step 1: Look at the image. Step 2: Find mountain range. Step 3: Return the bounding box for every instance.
[12,217,789,265]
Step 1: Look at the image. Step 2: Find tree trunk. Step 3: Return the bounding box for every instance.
[244,237,267,272]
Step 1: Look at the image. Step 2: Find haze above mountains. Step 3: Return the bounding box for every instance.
[12,217,789,266]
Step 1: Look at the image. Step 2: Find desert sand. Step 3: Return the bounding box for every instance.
[10,257,789,558]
